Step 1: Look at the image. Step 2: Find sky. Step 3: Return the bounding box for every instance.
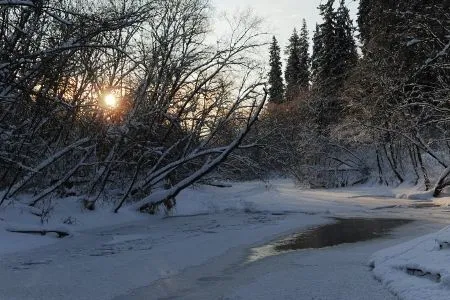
[211,0,359,53]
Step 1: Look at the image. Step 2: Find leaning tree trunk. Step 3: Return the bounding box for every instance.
[409,146,420,186]
[433,167,450,197]
[383,144,404,185]
[416,146,431,190]
[118,92,267,213]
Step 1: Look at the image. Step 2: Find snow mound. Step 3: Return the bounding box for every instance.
[370,225,450,300]
[396,190,434,201]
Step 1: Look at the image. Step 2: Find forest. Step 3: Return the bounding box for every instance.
[264,0,450,196]
[0,0,449,215]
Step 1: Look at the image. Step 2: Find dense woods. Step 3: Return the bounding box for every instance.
[263,0,450,195]
[0,0,449,215]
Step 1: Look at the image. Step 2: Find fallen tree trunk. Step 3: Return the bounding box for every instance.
[6,227,70,238]
[117,91,267,213]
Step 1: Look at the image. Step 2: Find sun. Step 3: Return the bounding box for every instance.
[104,93,118,108]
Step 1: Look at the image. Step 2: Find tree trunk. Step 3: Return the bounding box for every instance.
[383,144,404,184]
[433,167,450,197]
[416,146,431,190]
[376,149,384,185]
[409,146,420,186]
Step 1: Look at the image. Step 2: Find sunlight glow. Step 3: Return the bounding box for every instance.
[104,93,118,108]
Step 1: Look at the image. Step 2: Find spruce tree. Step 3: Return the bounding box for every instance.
[284,23,311,101]
[312,0,357,96]
[298,19,311,91]
[334,0,358,81]
[357,0,372,48]
[311,23,323,84]
[285,22,311,102]
[311,0,358,130]
[284,29,301,101]
[267,36,284,104]
[312,0,337,95]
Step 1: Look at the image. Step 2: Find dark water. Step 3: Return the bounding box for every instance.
[248,218,412,262]
[275,218,412,252]
[408,203,440,209]
[372,203,440,210]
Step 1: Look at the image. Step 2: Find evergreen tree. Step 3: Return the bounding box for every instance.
[311,23,323,83]
[298,19,311,91]
[284,24,310,101]
[311,0,358,130]
[334,0,358,80]
[312,0,337,95]
[267,36,284,104]
[284,29,301,101]
[284,21,310,102]
[357,0,372,48]
[311,0,337,131]
[311,0,357,96]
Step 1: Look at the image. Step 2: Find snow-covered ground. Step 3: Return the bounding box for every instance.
[371,225,450,300]
[1,180,449,299]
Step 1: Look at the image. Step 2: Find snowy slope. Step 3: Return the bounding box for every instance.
[371,226,450,300]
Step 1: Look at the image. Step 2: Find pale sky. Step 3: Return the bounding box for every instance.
[211,0,359,52]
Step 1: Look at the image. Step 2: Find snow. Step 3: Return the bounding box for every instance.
[1,180,450,299]
[0,0,34,5]
[115,219,444,300]
[0,197,147,255]
[370,225,450,300]
[406,38,422,47]
[104,233,152,245]
[0,197,326,299]
[0,229,57,255]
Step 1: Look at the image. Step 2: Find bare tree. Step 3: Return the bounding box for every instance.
[0,0,268,214]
